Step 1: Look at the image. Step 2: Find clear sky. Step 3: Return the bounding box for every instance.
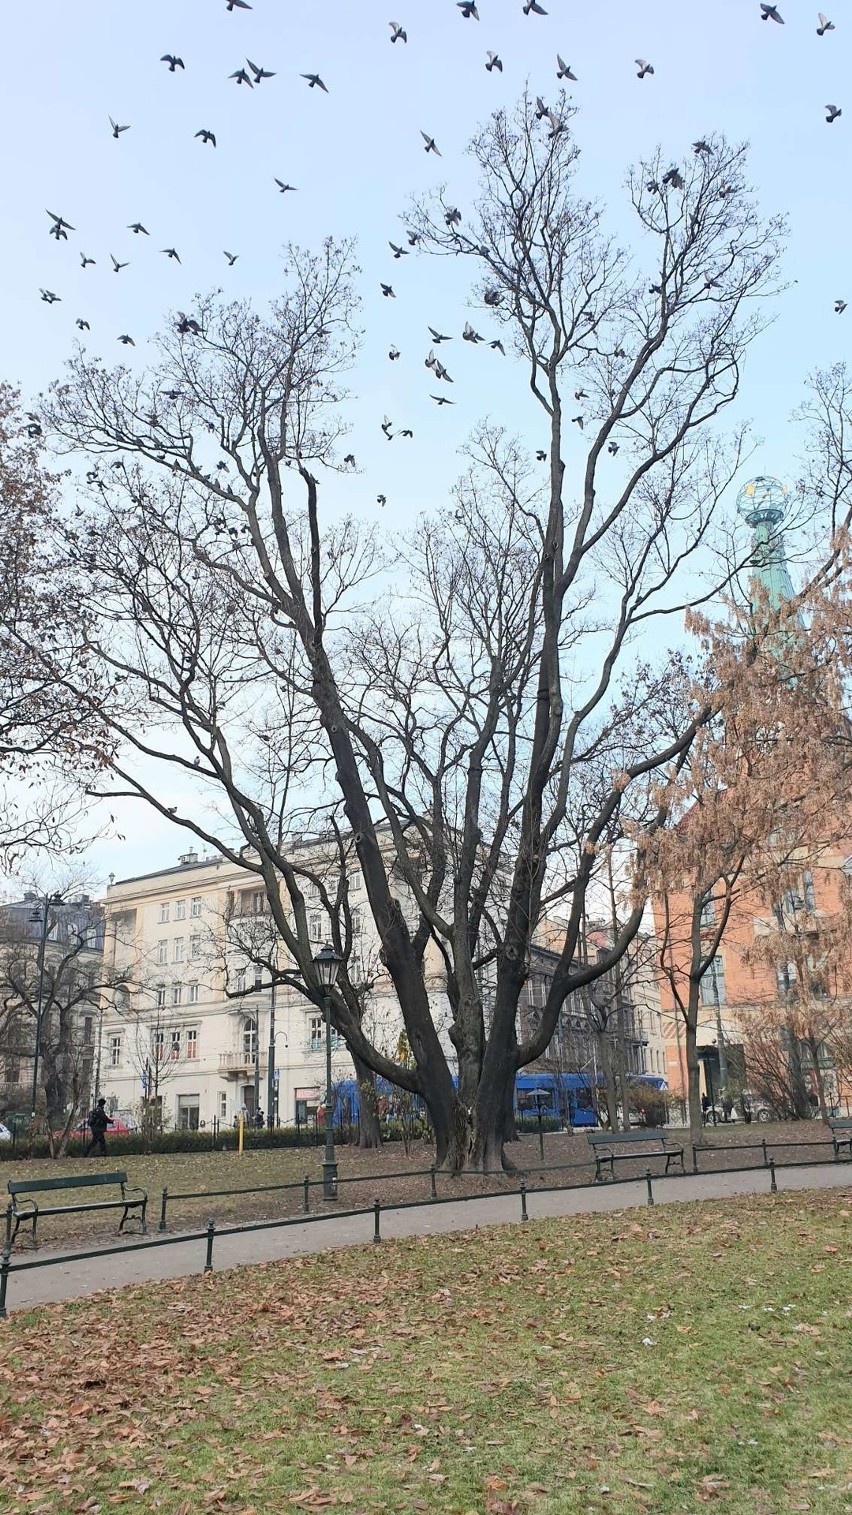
[2,0,849,888]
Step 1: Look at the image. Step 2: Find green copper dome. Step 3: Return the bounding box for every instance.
[737,475,793,609]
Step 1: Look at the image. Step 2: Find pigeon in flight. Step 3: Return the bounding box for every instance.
[572,415,584,429]
[196,129,217,145]
[40,289,60,303]
[76,317,90,329]
[545,110,564,139]
[246,59,275,81]
[389,241,409,258]
[381,416,393,439]
[46,209,74,239]
[381,283,395,297]
[835,299,847,313]
[302,73,329,91]
[421,130,441,154]
[399,428,413,438]
[536,450,547,461]
[535,96,550,120]
[389,21,407,43]
[574,388,588,400]
[463,322,483,343]
[389,346,401,360]
[484,288,502,306]
[162,247,181,261]
[230,67,254,87]
[224,251,239,265]
[128,222,149,234]
[523,1,548,13]
[343,453,356,466]
[111,254,129,272]
[760,3,783,20]
[118,334,135,345]
[431,394,454,405]
[80,252,95,268]
[161,55,185,71]
[556,56,577,81]
[826,103,842,121]
[445,206,462,227]
[109,117,130,137]
[635,59,654,78]
[607,441,619,455]
[662,166,685,189]
[407,230,420,246]
[226,0,252,10]
[817,13,834,34]
[177,313,201,335]
[377,495,387,507]
[428,326,451,343]
[274,179,297,192]
[693,140,712,155]
[457,2,479,17]
[490,339,505,355]
[486,51,503,72]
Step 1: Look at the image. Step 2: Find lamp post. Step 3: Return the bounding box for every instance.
[266,972,277,1129]
[313,942,342,1199]
[29,892,63,1121]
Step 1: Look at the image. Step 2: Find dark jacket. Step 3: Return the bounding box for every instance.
[88,1107,112,1136]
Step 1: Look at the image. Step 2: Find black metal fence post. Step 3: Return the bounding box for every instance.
[429,1165,437,1201]
[203,1217,215,1273]
[303,1175,310,1214]
[768,1158,777,1194]
[159,1188,169,1232]
[4,1202,12,1251]
[373,1198,381,1243]
[0,1246,10,1319]
[520,1181,528,1222]
[761,1138,768,1168]
[691,1144,699,1175]
[645,1168,655,1206]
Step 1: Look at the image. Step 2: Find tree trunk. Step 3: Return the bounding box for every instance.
[786,1026,812,1120]
[684,1002,703,1146]
[352,1054,383,1149]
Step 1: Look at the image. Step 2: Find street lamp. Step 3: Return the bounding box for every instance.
[29,892,63,1121]
[313,942,342,1199]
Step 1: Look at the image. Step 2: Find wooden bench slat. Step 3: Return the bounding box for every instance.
[8,1171,129,1196]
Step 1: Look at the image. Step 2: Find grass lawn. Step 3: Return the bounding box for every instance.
[1,1188,850,1515]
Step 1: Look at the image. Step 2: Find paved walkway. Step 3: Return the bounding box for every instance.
[3,1162,851,1317]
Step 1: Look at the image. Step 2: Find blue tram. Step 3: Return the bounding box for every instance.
[328,1070,667,1131]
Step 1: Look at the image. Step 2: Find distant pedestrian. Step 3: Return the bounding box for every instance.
[85,1098,113,1157]
[701,1092,710,1122]
[722,1094,734,1123]
[255,1108,264,1129]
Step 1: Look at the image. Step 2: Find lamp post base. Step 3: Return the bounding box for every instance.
[322,1130,338,1199]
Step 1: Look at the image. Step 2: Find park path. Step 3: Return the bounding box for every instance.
[3,1162,850,1317]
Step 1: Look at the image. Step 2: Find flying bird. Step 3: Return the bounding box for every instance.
[607,441,619,455]
[389,21,407,43]
[535,96,550,120]
[431,394,454,404]
[177,313,201,335]
[663,166,685,189]
[343,453,356,465]
[428,326,451,342]
[523,1,548,13]
[381,416,393,438]
[490,339,505,355]
[572,415,584,429]
[46,209,74,239]
[224,250,239,265]
[274,178,297,192]
[196,129,217,145]
[161,55,185,71]
[389,346,400,360]
[463,322,483,342]
[381,283,395,297]
[230,68,253,87]
[40,289,60,303]
[301,73,329,91]
[421,130,441,154]
[545,111,564,139]
[246,59,275,81]
[556,56,577,81]
[457,2,479,16]
[80,253,95,268]
[536,450,547,461]
[76,318,90,329]
[407,230,420,246]
[110,254,129,272]
[486,51,503,72]
[835,299,847,313]
[635,59,654,78]
[760,4,783,20]
[826,103,842,122]
[226,0,252,9]
[399,428,413,438]
[109,117,130,137]
[484,288,502,306]
[445,206,462,227]
[118,334,135,345]
[817,13,834,34]
[128,222,149,234]
[389,241,409,258]
[162,247,181,261]
[377,495,387,507]
[574,388,588,400]
[693,140,712,155]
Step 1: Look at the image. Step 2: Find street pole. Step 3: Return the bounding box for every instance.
[30,895,55,1121]
[253,1020,260,1124]
[323,989,338,1198]
[715,1002,728,1089]
[267,977,276,1129]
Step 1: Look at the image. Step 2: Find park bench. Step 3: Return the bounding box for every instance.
[827,1116,852,1160]
[5,1171,148,1250]
[587,1128,685,1183]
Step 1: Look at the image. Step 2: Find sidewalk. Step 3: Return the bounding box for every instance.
[3,1162,851,1316]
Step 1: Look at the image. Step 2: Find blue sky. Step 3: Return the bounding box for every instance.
[2,0,850,885]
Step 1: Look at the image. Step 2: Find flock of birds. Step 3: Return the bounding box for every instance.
[27,0,850,510]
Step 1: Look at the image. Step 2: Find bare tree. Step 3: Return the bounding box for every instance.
[32,103,841,1170]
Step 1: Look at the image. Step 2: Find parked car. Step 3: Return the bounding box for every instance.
[0,1122,12,1143]
[52,1116,136,1142]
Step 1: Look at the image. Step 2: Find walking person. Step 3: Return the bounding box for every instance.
[84,1098,113,1157]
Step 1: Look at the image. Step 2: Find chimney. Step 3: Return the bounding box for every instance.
[178,849,199,866]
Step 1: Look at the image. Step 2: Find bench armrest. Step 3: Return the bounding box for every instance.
[10,1196,37,1218]
[121,1184,147,1204]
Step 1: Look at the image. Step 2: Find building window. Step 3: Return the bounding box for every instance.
[190,935,202,960]
[699,894,717,928]
[350,870,362,892]
[4,1056,20,1084]
[110,1036,122,1068]
[170,1030,181,1061]
[701,956,726,1008]
[153,1028,165,1059]
[171,983,183,1007]
[243,1017,257,1061]
[177,1094,199,1131]
[802,871,816,910]
[235,967,247,995]
[190,896,202,918]
[186,1028,198,1060]
[188,982,199,1005]
[218,1090,227,1119]
[252,891,266,915]
[158,902,170,924]
[309,913,323,943]
[175,899,186,921]
[83,1016,94,1046]
[157,939,168,966]
[351,908,362,938]
[173,937,185,964]
[253,965,263,990]
[156,984,167,1009]
[308,1014,324,1051]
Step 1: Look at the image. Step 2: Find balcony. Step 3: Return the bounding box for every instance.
[219,1051,263,1076]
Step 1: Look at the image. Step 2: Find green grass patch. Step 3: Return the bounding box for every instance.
[1,1188,850,1514]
